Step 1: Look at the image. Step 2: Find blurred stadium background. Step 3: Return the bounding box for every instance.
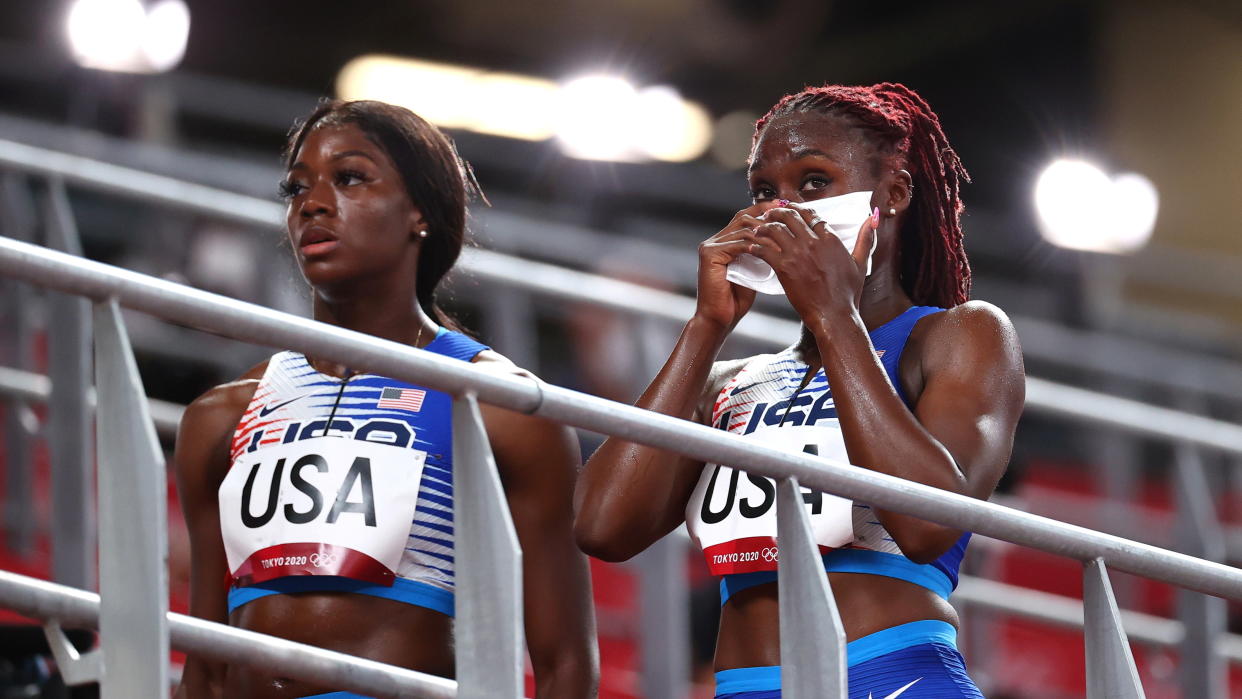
[2,0,1242,697]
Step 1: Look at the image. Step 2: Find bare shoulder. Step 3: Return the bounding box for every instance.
[181,362,267,429]
[920,301,1020,359]
[911,301,1024,384]
[175,361,269,479]
[921,300,1016,340]
[469,351,577,471]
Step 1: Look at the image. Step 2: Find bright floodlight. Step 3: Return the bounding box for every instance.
[632,86,713,163]
[556,75,641,161]
[555,77,713,162]
[337,56,561,142]
[66,0,189,74]
[140,1,191,72]
[1034,159,1158,254]
[336,56,713,162]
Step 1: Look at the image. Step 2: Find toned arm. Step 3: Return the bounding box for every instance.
[573,320,749,562]
[813,301,1025,562]
[475,356,600,699]
[172,369,263,699]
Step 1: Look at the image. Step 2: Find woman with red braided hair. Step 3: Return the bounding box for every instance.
[576,83,1024,697]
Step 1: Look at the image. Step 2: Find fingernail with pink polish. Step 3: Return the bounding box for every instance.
[872,207,880,224]
[778,199,790,207]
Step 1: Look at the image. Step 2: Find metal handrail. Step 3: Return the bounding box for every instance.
[2,137,1241,457]
[0,365,182,436]
[1,236,1240,605]
[0,569,456,699]
[0,135,1236,697]
[8,363,1240,666]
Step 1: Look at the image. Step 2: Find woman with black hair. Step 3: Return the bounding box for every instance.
[174,100,598,699]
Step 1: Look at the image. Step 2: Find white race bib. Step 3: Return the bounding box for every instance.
[686,426,854,575]
[219,436,425,587]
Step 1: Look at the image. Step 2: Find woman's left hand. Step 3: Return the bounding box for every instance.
[747,202,880,329]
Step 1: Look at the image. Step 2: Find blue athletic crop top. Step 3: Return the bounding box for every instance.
[220,327,490,616]
[684,306,970,604]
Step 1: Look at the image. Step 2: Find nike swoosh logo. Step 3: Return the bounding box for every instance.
[258,394,308,417]
[869,678,922,699]
[729,377,782,396]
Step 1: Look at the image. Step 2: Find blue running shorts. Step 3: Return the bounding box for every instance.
[714,620,983,698]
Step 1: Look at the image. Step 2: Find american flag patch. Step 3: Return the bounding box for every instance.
[377,387,426,412]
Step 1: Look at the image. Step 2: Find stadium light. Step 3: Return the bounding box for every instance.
[631,86,713,163]
[337,55,713,163]
[555,75,641,161]
[65,0,188,74]
[66,0,190,74]
[140,0,191,72]
[1034,159,1158,254]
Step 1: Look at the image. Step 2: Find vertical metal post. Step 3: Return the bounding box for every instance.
[94,300,169,698]
[635,534,691,699]
[483,289,538,372]
[1082,558,1145,698]
[632,315,691,699]
[452,392,524,699]
[0,283,36,556]
[1174,444,1226,699]
[777,477,847,698]
[955,547,1001,694]
[0,172,38,556]
[43,178,96,590]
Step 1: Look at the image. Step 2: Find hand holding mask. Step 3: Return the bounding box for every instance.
[726,190,875,295]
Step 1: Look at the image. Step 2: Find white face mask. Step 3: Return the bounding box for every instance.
[725,190,876,296]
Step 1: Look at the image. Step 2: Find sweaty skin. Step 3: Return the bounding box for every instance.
[175,123,598,699]
[575,113,1025,670]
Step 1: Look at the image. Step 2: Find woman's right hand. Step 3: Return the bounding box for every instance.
[694,206,767,330]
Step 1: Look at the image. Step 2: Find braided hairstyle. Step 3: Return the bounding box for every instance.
[284,99,486,331]
[754,83,971,308]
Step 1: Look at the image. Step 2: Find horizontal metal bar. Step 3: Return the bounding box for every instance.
[0,365,183,437]
[0,569,457,699]
[14,361,1236,635]
[466,249,1242,453]
[0,139,284,228]
[1025,378,1242,454]
[3,137,1242,454]
[956,575,1184,648]
[3,238,1242,603]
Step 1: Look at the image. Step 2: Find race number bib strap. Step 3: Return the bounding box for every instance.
[231,542,392,587]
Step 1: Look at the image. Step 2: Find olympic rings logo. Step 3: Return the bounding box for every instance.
[761,547,779,563]
[309,552,339,568]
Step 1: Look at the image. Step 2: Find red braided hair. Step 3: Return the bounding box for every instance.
[754,83,971,307]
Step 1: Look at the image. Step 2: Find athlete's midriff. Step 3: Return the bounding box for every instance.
[714,572,959,672]
[226,592,454,699]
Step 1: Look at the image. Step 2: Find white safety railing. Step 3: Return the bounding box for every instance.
[6,360,1242,654]
[4,235,1242,699]
[0,140,1237,697]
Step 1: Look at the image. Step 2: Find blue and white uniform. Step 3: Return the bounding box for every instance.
[219,327,489,619]
[687,306,983,698]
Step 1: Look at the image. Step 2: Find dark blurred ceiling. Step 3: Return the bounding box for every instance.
[0,0,1102,211]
